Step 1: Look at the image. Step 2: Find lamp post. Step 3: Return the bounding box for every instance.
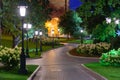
[58,28,60,39]
[35,30,38,55]
[51,29,54,48]
[80,29,83,44]
[23,23,32,58]
[18,0,28,74]
[39,30,42,52]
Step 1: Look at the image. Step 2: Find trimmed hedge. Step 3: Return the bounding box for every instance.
[100,49,120,66]
[76,42,110,56]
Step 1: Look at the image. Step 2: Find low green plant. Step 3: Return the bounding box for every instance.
[42,38,60,46]
[0,46,21,69]
[0,65,38,80]
[100,48,120,66]
[76,42,110,56]
[85,62,120,80]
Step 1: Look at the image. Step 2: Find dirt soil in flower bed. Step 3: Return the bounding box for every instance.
[69,48,100,57]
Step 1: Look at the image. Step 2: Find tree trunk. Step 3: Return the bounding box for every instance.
[67,34,69,39]
[0,0,3,45]
[12,35,20,48]
[110,36,120,50]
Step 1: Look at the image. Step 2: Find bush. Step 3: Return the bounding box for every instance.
[100,49,120,66]
[0,46,21,69]
[76,42,110,56]
[42,38,60,46]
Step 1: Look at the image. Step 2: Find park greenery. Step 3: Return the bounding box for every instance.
[100,49,120,66]
[75,0,120,49]
[1,0,120,79]
[59,11,83,38]
[0,65,38,80]
[76,42,110,57]
[0,46,21,68]
[85,62,120,80]
[0,0,51,48]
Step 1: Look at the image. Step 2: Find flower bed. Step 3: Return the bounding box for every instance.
[100,49,120,66]
[0,46,21,69]
[76,42,110,56]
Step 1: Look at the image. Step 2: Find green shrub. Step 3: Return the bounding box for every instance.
[0,46,21,69]
[100,49,120,66]
[42,38,60,46]
[76,42,110,56]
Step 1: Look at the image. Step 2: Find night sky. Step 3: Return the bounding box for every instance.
[69,0,82,10]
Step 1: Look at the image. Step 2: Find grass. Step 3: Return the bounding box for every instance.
[28,44,63,58]
[1,34,63,58]
[59,38,93,44]
[84,62,120,80]
[0,65,38,80]
[1,35,12,48]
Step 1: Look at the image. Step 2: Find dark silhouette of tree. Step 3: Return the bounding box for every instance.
[1,0,51,47]
[59,11,82,38]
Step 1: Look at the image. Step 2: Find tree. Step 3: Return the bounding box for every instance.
[2,0,21,48]
[59,11,82,38]
[76,0,120,33]
[78,0,120,49]
[29,0,50,28]
[0,0,3,45]
[1,0,51,47]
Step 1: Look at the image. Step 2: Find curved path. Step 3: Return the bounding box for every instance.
[27,43,106,80]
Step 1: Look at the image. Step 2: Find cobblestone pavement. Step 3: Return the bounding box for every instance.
[27,43,106,80]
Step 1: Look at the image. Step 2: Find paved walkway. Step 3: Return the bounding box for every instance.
[26,43,106,80]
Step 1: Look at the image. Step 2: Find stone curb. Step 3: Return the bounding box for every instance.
[67,52,107,80]
[81,64,108,80]
[67,52,99,59]
[27,65,41,80]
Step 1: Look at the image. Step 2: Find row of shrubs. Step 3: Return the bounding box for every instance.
[31,38,60,46]
[42,39,60,46]
[100,49,120,66]
[76,42,110,56]
[0,46,21,69]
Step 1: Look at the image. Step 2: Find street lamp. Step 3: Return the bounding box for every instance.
[35,30,39,55]
[39,30,42,52]
[51,29,54,48]
[18,0,28,74]
[23,23,32,58]
[80,29,83,44]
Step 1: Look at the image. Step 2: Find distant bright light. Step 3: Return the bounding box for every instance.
[58,29,60,32]
[115,19,120,24]
[35,31,39,35]
[106,18,111,24]
[116,30,120,36]
[24,23,32,29]
[81,30,83,33]
[51,30,54,34]
[39,31,42,36]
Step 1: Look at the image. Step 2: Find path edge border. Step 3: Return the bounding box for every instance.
[81,64,108,80]
[67,52,107,80]
[67,52,99,59]
[27,65,41,80]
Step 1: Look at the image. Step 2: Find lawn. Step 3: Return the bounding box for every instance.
[84,62,120,80]
[0,65,38,80]
[1,34,63,58]
[59,38,93,44]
